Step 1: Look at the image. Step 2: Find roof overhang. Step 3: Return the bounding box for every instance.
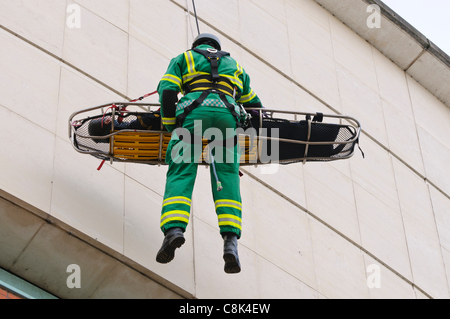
[314,0,450,109]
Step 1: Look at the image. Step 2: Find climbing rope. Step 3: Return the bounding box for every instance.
[186,0,201,47]
[192,0,201,36]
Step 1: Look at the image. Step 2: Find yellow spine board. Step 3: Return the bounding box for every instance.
[199,136,259,164]
[112,132,171,161]
[111,132,258,163]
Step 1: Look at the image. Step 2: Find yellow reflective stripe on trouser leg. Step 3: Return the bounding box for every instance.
[163,196,192,207]
[215,200,242,232]
[218,214,242,231]
[215,199,242,211]
[160,210,190,228]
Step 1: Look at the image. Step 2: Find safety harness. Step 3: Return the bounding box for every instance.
[177,48,243,127]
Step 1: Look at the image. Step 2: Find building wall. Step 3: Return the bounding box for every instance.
[0,287,23,300]
[0,0,449,299]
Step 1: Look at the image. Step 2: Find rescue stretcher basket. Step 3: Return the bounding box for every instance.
[68,102,362,166]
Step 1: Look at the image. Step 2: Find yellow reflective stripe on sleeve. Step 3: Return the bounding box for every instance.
[238,90,256,103]
[234,61,243,80]
[163,196,192,207]
[162,117,177,125]
[160,210,190,227]
[161,74,182,90]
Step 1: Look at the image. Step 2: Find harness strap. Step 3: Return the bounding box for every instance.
[210,55,220,82]
[191,48,231,87]
[177,47,243,127]
[192,48,230,63]
[217,92,243,128]
[176,90,242,128]
[184,74,236,98]
[177,90,210,126]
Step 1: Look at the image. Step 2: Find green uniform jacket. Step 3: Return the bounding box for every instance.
[157,44,262,131]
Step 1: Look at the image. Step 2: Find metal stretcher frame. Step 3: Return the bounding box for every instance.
[68,102,362,166]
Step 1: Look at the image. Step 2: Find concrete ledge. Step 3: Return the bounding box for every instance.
[0,188,190,299]
[364,0,429,50]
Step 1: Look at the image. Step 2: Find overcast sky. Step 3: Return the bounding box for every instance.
[381,0,450,55]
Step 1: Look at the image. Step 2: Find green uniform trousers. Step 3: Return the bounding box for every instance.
[160,106,243,238]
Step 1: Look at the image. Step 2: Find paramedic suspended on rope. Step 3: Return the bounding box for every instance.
[155,33,262,274]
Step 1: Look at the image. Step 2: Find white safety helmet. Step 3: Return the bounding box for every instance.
[192,33,222,51]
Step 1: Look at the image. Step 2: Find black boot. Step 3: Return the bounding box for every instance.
[223,233,241,274]
[156,228,185,264]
